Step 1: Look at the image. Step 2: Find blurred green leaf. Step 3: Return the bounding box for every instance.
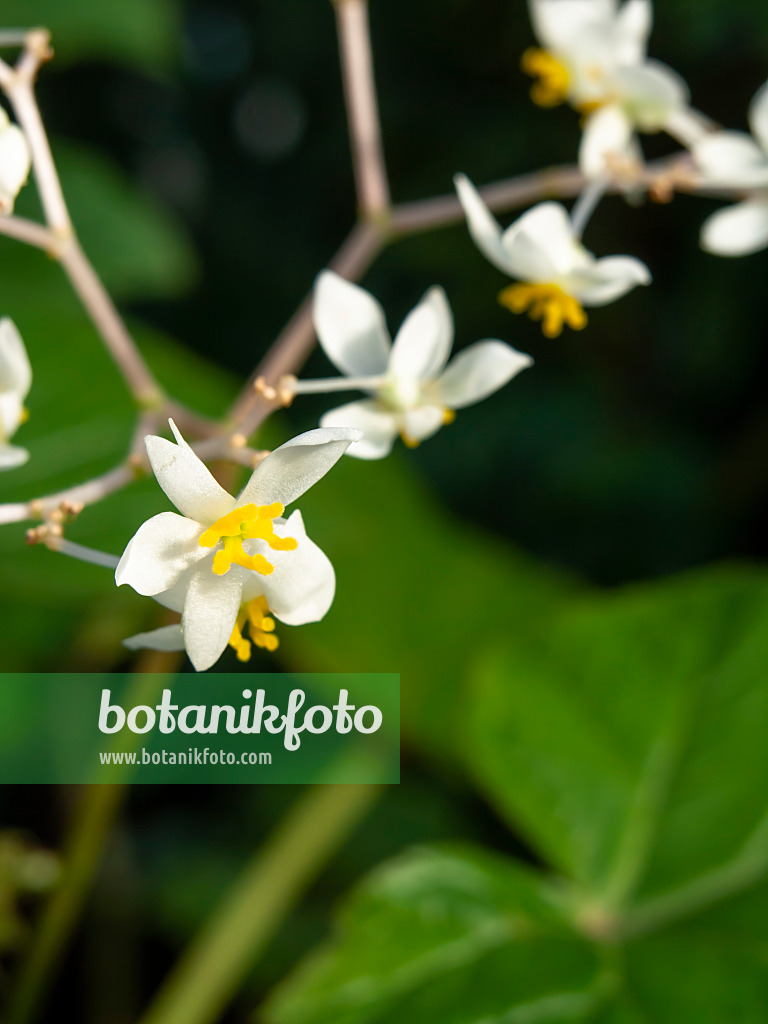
[11,142,198,302]
[0,0,179,70]
[266,566,768,1023]
[280,448,578,758]
[264,846,605,1024]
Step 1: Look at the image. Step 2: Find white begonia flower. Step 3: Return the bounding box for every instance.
[693,81,768,257]
[290,271,532,460]
[0,107,31,214]
[116,421,360,671]
[524,0,693,178]
[0,318,32,469]
[455,174,651,337]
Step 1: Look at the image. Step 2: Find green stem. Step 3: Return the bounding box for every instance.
[138,783,381,1024]
[6,670,168,1024]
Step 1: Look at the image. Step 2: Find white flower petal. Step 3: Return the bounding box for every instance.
[579,104,637,178]
[566,255,651,305]
[182,564,243,672]
[700,199,768,258]
[401,405,445,444]
[749,80,768,157]
[692,131,768,189]
[0,124,30,209]
[116,512,208,597]
[429,341,533,410]
[389,287,454,382]
[0,391,24,439]
[615,0,652,63]
[454,174,512,275]
[255,510,336,626]
[145,421,235,524]
[529,0,616,54]
[0,442,29,468]
[123,624,186,654]
[239,426,359,506]
[502,202,579,280]
[615,60,690,129]
[0,318,31,397]
[313,271,391,377]
[319,400,398,460]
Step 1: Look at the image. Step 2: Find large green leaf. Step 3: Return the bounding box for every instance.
[264,846,606,1024]
[265,566,768,1024]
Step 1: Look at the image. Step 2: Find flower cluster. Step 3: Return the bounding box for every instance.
[4,3,768,673]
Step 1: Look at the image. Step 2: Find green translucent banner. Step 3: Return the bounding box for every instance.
[0,673,399,784]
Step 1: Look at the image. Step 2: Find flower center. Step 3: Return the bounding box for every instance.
[498,284,587,339]
[229,596,279,661]
[521,48,570,107]
[199,502,297,577]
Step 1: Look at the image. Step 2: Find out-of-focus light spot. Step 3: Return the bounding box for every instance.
[138,145,207,214]
[182,6,251,83]
[233,79,306,162]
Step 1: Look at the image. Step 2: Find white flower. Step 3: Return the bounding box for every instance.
[116,421,359,671]
[0,318,32,469]
[455,175,650,337]
[525,0,693,177]
[0,107,31,214]
[296,271,532,460]
[693,81,768,257]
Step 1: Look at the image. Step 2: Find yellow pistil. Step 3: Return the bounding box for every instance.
[199,502,297,577]
[521,48,570,107]
[499,283,588,339]
[229,596,279,661]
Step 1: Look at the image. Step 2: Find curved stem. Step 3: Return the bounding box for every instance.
[138,783,381,1024]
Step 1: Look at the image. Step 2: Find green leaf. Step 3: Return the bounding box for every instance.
[264,846,605,1024]
[0,0,180,70]
[11,142,198,303]
[467,566,768,907]
[265,566,768,1024]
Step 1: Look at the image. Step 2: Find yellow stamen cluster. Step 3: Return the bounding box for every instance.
[229,596,279,661]
[499,283,587,339]
[199,502,297,577]
[521,48,570,107]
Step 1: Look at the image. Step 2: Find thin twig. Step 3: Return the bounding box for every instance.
[0,214,53,249]
[334,0,390,219]
[0,30,165,407]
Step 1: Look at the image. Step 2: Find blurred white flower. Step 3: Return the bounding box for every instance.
[525,0,695,177]
[0,108,31,214]
[117,421,359,671]
[286,271,532,460]
[0,318,32,469]
[455,175,650,337]
[693,81,768,257]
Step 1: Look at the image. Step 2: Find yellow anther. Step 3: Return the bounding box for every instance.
[521,48,570,107]
[443,408,456,426]
[499,283,587,338]
[20,406,30,425]
[228,597,280,661]
[200,502,297,577]
[400,433,420,449]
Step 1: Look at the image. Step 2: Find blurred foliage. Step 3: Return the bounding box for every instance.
[1,0,768,1021]
[0,833,58,954]
[266,565,768,1023]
